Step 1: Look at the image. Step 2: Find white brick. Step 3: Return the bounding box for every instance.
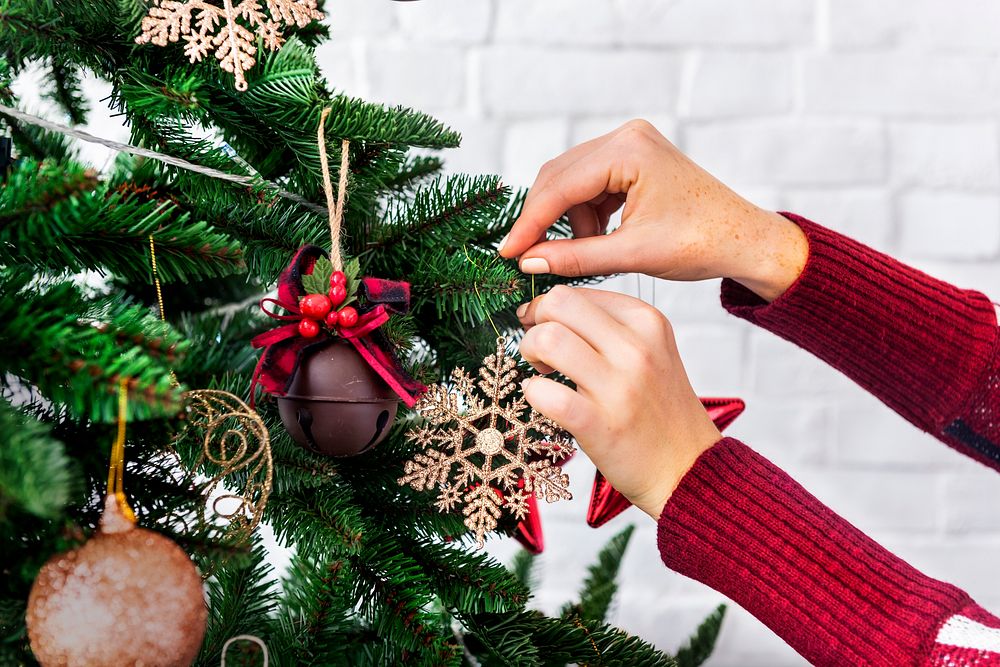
[781,189,894,251]
[314,42,361,94]
[495,0,618,46]
[830,0,1000,53]
[804,55,1000,116]
[653,278,730,324]
[502,119,570,187]
[673,324,748,395]
[944,474,1000,534]
[429,112,503,175]
[686,52,795,118]
[326,0,395,38]
[889,122,1000,190]
[366,45,465,111]
[684,120,885,187]
[618,0,815,47]
[834,398,961,469]
[395,0,491,45]
[571,115,677,145]
[480,48,682,116]
[738,188,784,212]
[749,331,857,397]
[728,398,830,465]
[898,192,1000,260]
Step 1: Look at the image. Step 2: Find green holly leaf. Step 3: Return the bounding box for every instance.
[302,256,334,295]
[342,257,361,307]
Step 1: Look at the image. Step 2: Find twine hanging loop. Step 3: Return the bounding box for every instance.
[316,107,350,271]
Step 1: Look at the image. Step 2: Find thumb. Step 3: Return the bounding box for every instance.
[519,232,633,277]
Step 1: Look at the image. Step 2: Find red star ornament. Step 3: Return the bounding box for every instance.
[513,443,574,554]
[586,397,745,528]
[513,398,744,553]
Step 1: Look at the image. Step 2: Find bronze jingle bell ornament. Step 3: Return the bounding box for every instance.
[278,339,400,457]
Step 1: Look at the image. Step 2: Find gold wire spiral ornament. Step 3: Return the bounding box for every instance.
[182,390,272,544]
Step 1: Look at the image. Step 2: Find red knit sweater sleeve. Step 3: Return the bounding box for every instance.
[658,438,1000,666]
[656,216,1000,664]
[720,214,1000,470]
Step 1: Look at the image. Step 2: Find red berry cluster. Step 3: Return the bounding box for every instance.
[297,271,359,338]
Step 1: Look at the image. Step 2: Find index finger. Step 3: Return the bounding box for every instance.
[499,136,617,259]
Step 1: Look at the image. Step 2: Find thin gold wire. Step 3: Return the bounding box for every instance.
[148,235,272,545]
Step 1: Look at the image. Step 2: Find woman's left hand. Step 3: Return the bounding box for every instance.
[517,285,721,519]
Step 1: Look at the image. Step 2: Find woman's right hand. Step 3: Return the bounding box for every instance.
[498,119,809,302]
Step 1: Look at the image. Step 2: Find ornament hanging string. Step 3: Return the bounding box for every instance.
[571,617,602,667]
[316,107,350,271]
[0,104,327,215]
[462,245,503,339]
[149,234,180,388]
[107,377,136,523]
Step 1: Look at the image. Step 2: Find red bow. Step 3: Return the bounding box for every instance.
[249,245,425,408]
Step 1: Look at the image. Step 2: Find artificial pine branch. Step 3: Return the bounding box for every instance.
[0,398,75,520]
[0,159,245,283]
[561,524,635,624]
[0,271,186,422]
[271,559,352,665]
[367,175,509,255]
[463,610,676,667]
[410,247,522,325]
[404,538,530,615]
[674,604,727,667]
[197,542,278,667]
[509,550,538,593]
[349,538,462,666]
[384,154,445,192]
[265,484,366,556]
[45,57,89,125]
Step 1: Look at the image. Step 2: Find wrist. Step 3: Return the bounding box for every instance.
[637,427,723,521]
[729,209,808,303]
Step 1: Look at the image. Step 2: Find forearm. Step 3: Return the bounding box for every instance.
[659,438,1000,666]
[723,214,1000,468]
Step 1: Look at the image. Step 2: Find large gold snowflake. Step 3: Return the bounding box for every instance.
[135,0,325,91]
[398,338,575,548]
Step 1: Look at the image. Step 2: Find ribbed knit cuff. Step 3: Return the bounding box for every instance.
[658,438,971,666]
[721,213,999,433]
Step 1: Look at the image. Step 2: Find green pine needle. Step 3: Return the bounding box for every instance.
[674,604,727,667]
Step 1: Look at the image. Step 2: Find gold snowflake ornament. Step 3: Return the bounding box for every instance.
[399,337,575,548]
[135,0,325,91]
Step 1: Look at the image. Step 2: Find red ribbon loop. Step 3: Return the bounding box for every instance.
[249,245,425,409]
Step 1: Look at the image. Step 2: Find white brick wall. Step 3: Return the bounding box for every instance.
[55,1,1000,664]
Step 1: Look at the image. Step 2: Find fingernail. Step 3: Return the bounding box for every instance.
[498,233,509,253]
[521,377,532,391]
[516,302,529,318]
[520,257,550,274]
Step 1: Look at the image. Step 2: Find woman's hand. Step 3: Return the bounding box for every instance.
[499,119,808,302]
[517,285,721,519]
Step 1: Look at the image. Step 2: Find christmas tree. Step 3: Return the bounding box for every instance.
[0,1,724,664]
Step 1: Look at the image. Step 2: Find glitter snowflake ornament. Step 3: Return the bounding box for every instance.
[135,0,325,91]
[399,337,575,548]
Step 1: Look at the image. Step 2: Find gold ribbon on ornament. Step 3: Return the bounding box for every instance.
[106,377,136,523]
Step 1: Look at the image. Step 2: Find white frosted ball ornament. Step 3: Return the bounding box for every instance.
[26,495,207,666]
